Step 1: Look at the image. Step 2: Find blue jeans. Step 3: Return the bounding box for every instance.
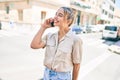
[43,67,71,80]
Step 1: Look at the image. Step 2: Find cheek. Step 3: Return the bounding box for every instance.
[58,17,67,26]
[58,19,64,24]
[60,21,65,26]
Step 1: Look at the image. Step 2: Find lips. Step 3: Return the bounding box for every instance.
[54,20,59,23]
[54,20,59,24]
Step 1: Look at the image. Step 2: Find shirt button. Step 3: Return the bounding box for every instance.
[53,68,56,71]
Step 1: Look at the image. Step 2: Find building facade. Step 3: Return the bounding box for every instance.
[0,0,120,26]
[114,7,120,26]
[0,0,69,24]
[97,0,116,24]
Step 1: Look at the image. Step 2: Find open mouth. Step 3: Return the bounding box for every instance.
[54,20,59,23]
[54,20,59,25]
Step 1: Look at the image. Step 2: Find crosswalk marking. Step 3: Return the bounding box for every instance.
[78,35,114,79]
[86,39,104,46]
[82,38,106,48]
[78,51,113,79]
[0,30,23,37]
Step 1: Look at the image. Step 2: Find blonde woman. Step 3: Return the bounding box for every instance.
[31,7,82,80]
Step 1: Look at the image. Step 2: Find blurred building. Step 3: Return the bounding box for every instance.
[97,0,116,24]
[114,7,120,26]
[0,0,69,24]
[0,0,120,26]
[0,0,31,22]
[70,0,102,25]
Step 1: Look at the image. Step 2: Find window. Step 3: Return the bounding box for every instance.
[105,26,117,31]
[111,15,113,18]
[102,9,104,13]
[109,5,114,11]
[108,14,113,19]
[105,11,107,15]
[41,11,46,23]
[109,14,111,18]
[81,0,85,1]
[111,0,115,3]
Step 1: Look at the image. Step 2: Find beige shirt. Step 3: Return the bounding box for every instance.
[42,30,82,72]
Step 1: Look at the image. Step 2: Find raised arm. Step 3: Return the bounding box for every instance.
[30,18,53,49]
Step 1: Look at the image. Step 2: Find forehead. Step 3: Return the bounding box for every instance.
[56,8,64,14]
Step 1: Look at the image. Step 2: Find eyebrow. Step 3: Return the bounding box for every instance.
[56,12,64,16]
[58,13,64,16]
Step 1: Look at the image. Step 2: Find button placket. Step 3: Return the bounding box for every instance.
[51,34,59,70]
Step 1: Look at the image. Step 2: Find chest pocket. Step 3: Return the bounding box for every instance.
[58,39,73,54]
[47,40,55,47]
[46,35,56,55]
[46,34,56,47]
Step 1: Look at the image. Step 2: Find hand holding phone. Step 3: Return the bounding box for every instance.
[50,21,54,27]
[42,18,54,28]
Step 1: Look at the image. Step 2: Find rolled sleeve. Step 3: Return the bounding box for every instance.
[72,37,82,64]
[42,34,47,46]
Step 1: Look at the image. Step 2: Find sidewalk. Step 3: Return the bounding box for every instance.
[108,40,120,54]
[114,40,120,46]
[0,33,45,80]
[0,29,23,37]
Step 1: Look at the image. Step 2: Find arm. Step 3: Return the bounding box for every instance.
[30,26,46,49]
[72,37,82,80]
[30,18,53,49]
[72,63,80,80]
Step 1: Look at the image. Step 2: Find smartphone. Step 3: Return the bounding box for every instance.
[50,21,54,27]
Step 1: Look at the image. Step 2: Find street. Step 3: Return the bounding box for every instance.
[0,29,120,80]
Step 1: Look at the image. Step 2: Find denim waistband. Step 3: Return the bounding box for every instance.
[44,67,71,80]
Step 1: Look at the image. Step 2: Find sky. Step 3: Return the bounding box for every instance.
[115,0,120,9]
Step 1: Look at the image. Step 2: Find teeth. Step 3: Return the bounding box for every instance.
[54,21,58,23]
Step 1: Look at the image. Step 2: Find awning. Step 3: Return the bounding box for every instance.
[70,0,91,9]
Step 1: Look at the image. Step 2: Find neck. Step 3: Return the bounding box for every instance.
[58,27,70,36]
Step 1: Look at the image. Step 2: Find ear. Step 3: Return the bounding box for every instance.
[67,19,72,26]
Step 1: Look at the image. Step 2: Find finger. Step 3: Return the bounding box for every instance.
[46,19,50,24]
[50,18,54,23]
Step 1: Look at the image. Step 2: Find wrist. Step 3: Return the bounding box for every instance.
[41,24,47,30]
[72,77,77,80]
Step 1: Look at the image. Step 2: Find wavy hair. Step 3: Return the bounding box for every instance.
[60,7,77,26]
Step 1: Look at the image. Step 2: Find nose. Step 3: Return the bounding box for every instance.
[54,15,57,19]
[54,15,57,18]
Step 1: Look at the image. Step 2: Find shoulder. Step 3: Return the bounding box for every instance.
[67,30,82,45]
[46,32,58,39]
[72,34,83,45]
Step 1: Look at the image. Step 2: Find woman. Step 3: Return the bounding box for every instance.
[31,7,82,80]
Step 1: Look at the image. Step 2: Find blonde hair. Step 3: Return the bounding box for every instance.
[60,7,77,26]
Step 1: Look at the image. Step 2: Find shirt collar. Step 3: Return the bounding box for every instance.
[65,29,74,37]
[53,28,74,44]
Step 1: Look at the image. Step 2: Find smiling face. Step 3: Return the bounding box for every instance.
[54,7,76,29]
[54,8,67,28]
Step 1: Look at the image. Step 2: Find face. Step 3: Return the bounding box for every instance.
[54,8,69,28]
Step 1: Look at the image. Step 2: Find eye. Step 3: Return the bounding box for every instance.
[56,12,64,17]
[58,13,64,17]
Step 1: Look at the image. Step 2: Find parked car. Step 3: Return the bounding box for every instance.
[86,25,96,32]
[102,25,119,40]
[82,25,92,33]
[72,24,83,34]
[83,24,105,33]
[88,24,106,32]
[108,40,120,54]
[95,24,106,32]
[117,27,120,39]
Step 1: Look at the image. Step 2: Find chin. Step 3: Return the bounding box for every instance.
[54,24,58,26]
